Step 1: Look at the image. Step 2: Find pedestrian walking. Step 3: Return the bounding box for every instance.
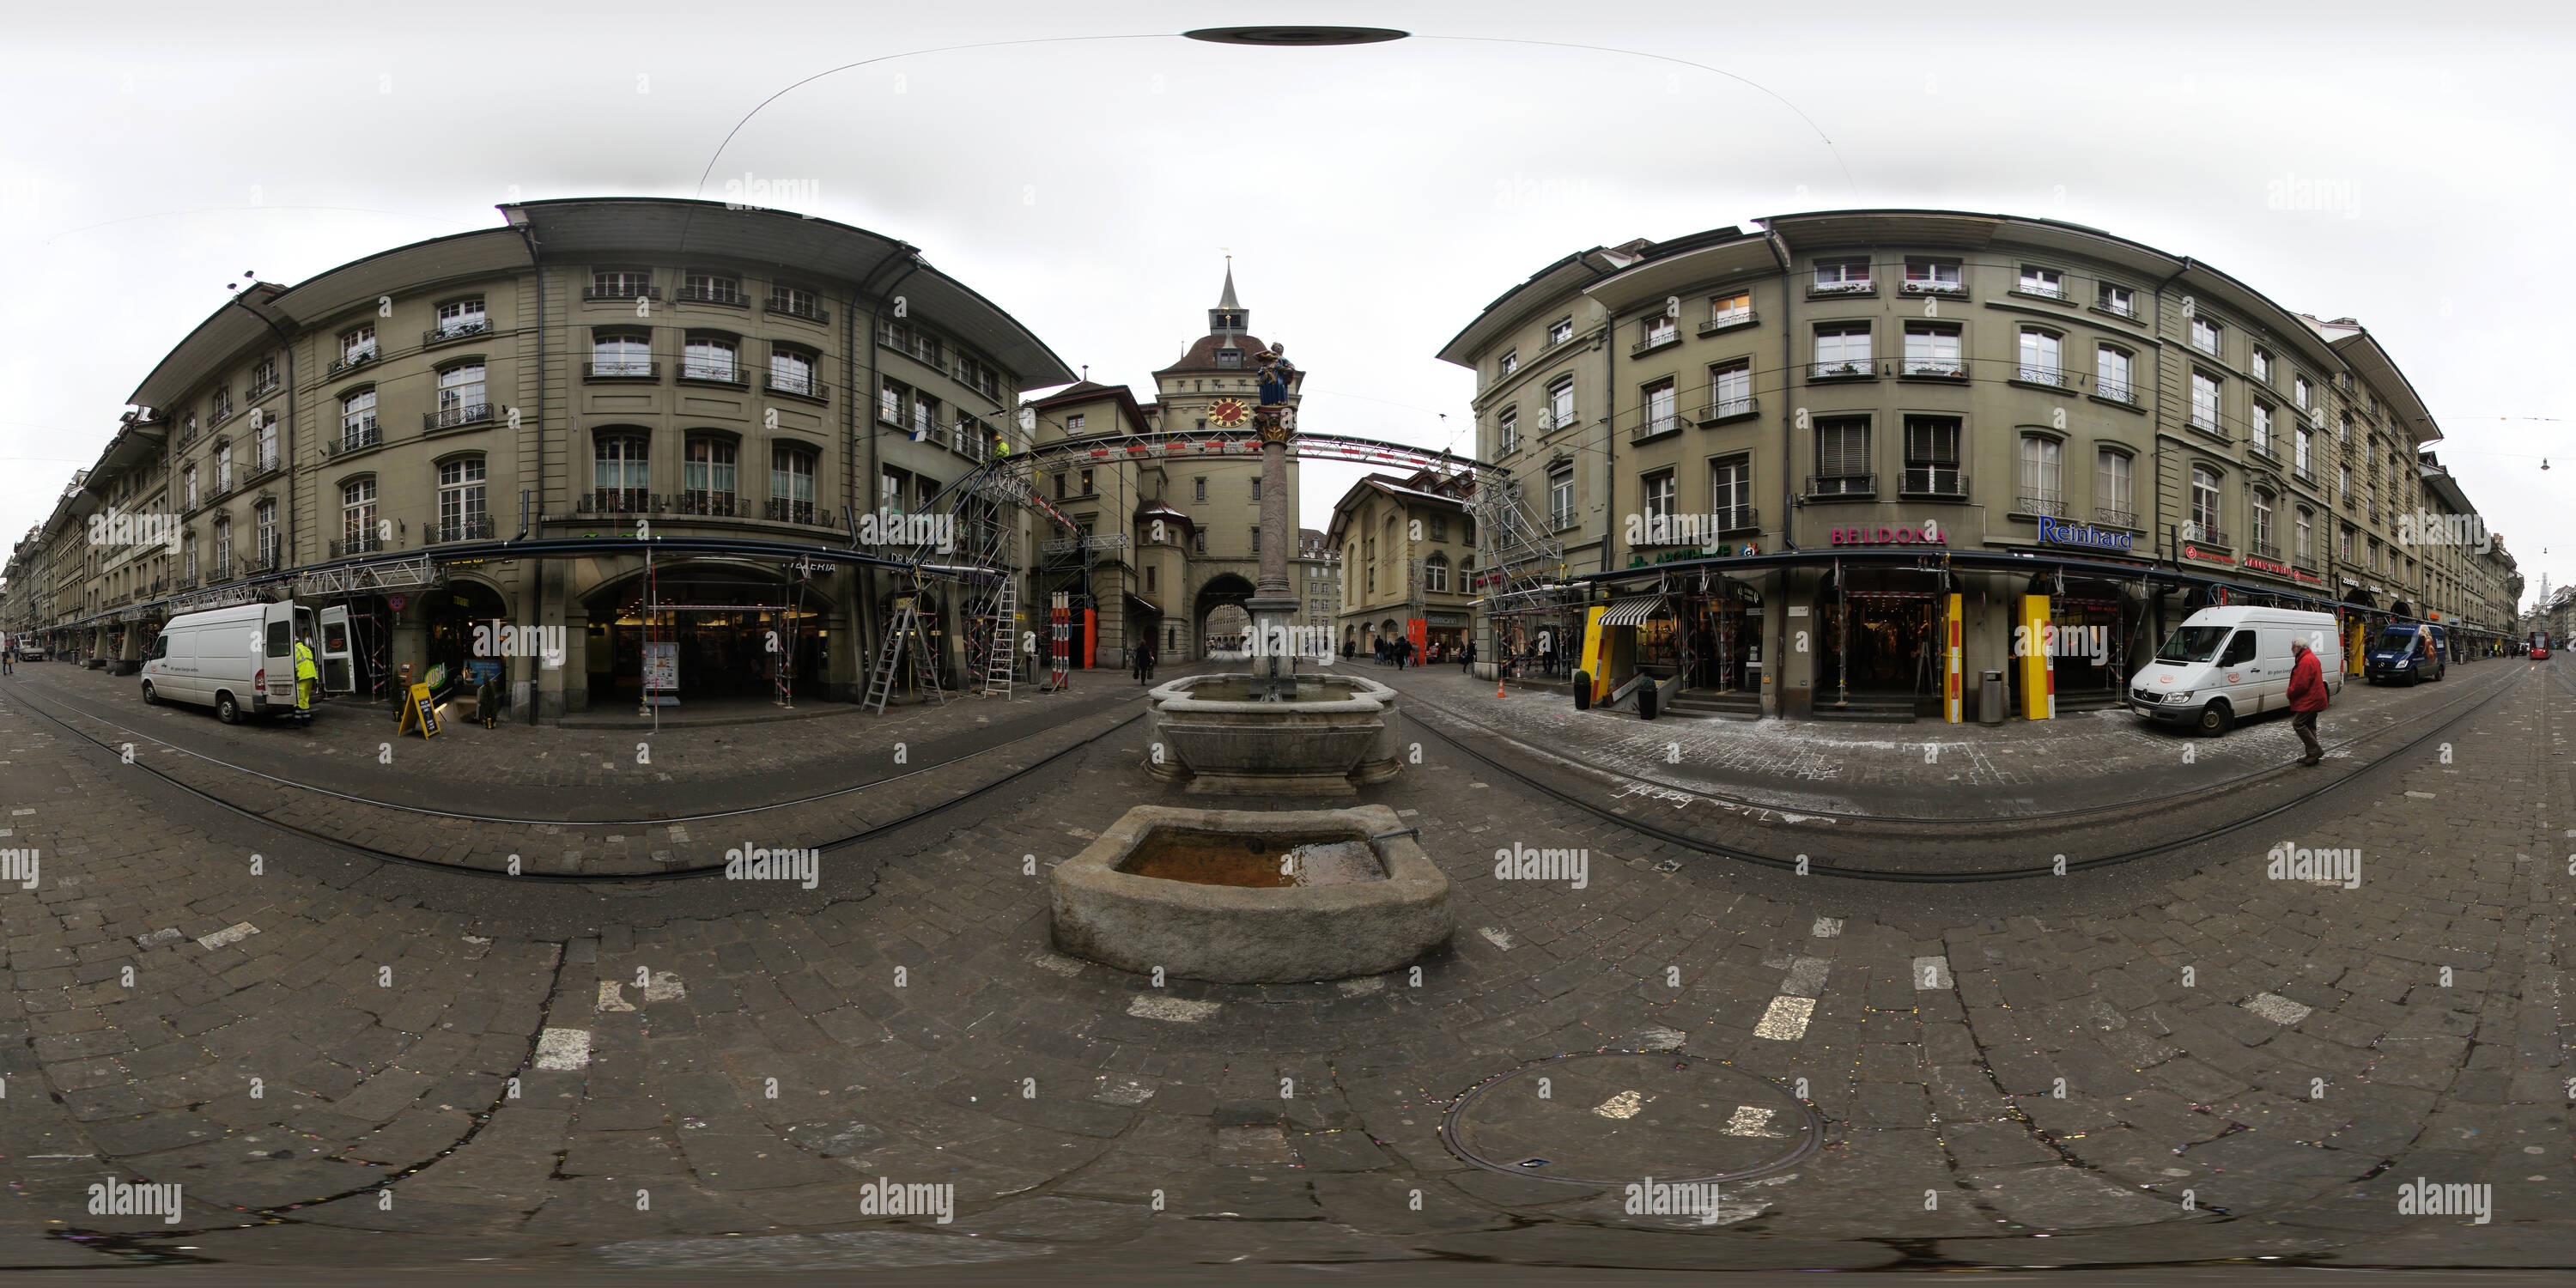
[2,638,15,676]
[1133,639,1156,685]
[2287,635,2330,766]
[1462,640,1476,673]
[293,628,320,728]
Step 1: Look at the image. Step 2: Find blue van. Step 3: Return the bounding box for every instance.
[2363,623,2445,686]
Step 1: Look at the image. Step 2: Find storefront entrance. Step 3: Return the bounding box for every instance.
[586,569,825,706]
[1816,581,1943,713]
[2051,586,2134,710]
[1681,588,1761,693]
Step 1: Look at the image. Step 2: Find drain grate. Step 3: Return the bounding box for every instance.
[1440,1052,1820,1187]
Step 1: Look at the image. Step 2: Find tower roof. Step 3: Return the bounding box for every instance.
[1217,262,1242,312]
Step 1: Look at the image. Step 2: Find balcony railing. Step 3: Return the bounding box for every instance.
[1629,412,1681,442]
[2295,555,2320,573]
[1699,394,1758,422]
[2293,465,2315,485]
[422,516,495,545]
[426,403,495,432]
[246,376,281,400]
[765,372,826,400]
[671,491,749,518]
[2095,377,2136,404]
[1537,410,1575,431]
[2251,538,2281,560]
[581,489,656,515]
[2097,298,2139,321]
[1899,278,1967,297]
[1900,356,1969,380]
[676,284,745,306]
[1809,360,1874,380]
[585,361,659,380]
[425,319,492,346]
[2095,507,2136,529]
[1696,309,1755,336]
[764,498,833,526]
[1716,505,1759,534]
[326,419,381,457]
[245,550,282,574]
[1902,467,1969,498]
[2017,279,2068,300]
[2248,439,2280,463]
[328,349,378,374]
[586,283,660,302]
[209,560,233,582]
[2184,525,2232,548]
[1806,473,1877,498]
[2014,365,2069,388]
[1631,329,1680,356]
[327,533,383,559]
[2019,495,2069,517]
[1809,278,1874,296]
[246,451,281,480]
[678,362,749,386]
[765,295,829,324]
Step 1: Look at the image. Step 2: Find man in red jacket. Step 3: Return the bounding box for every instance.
[2286,636,2330,765]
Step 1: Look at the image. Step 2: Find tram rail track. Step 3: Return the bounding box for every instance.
[1400,659,2526,829]
[0,673,1148,883]
[1400,665,2532,882]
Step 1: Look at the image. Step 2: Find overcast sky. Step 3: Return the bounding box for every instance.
[6,1,2569,610]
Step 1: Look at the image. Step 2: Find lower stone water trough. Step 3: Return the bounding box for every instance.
[1051,805,1451,984]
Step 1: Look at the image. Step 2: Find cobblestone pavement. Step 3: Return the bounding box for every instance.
[1375,654,2534,819]
[0,655,2565,1278]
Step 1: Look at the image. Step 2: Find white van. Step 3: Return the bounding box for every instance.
[140,600,354,724]
[2128,606,2342,736]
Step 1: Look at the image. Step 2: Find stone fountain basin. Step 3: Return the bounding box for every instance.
[1146,672,1401,796]
[1052,805,1451,984]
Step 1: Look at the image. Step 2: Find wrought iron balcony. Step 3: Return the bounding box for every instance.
[425,319,493,346]
[1899,278,1967,297]
[2248,439,2281,464]
[1806,473,1877,498]
[426,403,495,433]
[671,492,749,518]
[764,295,829,324]
[1902,467,1969,499]
[765,372,827,400]
[1716,505,1759,534]
[764,498,834,526]
[1698,395,1759,423]
[1808,360,1874,381]
[2251,539,2281,560]
[327,349,377,375]
[1809,278,1874,296]
[2014,365,2069,388]
[584,361,659,380]
[1900,357,1969,380]
[2184,526,2232,549]
[580,489,657,516]
[325,419,381,457]
[2019,495,2069,517]
[678,362,748,387]
[422,516,495,546]
[1629,412,1681,443]
[1696,309,1755,336]
[329,533,384,559]
[2095,377,2136,404]
[2095,507,2136,529]
[2017,278,2069,300]
[246,451,281,480]
[246,377,281,400]
[675,284,745,306]
[1631,328,1680,357]
[586,283,660,302]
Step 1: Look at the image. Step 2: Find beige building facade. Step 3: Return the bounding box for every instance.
[1328,468,1479,658]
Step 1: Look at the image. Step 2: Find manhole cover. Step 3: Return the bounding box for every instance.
[1440,1052,1819,1186]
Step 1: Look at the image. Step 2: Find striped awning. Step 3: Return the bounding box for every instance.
[1597,595,1667,627]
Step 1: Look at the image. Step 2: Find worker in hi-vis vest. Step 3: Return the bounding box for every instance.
[293,629,319,726]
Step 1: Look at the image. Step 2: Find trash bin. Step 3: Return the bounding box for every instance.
[1638,683,1659,720]
[1573,670,1592,711]
[1978,671,2005,725]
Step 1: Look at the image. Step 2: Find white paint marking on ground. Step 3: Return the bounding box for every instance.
[1066,827,1099,841]
[196,922,258,951]
[534,1027,592,1070]
[1336,976,1386,997]
[2244,993,2312,1025]
[1127,994,1221,1023]
[1593,1090,1647,1119]
[9,809,31,817]
[667,825,690,842]
[1479,927,1516,951]
[2404,791,2435,799]
[1632,1025,1687,1051]
[643,970,685,1002]
[1781,957,1832,997]
[1912,956,1953,989]
[1810,917,1844,938]
[597,981,636,1012]
[1029,953,1084,977]
[134,928,183,948]
[1725,1105,1789,1137]
[1754,996,1814,1041]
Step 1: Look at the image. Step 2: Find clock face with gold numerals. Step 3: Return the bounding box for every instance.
[1208,398,1250,428]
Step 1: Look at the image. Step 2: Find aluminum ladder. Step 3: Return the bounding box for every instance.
[862,600,945,714]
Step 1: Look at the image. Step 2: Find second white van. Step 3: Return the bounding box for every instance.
[2127,605,2342,736]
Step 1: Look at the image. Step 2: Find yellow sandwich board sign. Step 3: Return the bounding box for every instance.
[398,682,440,739]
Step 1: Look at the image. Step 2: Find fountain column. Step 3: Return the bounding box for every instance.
[1247,402,1298,700]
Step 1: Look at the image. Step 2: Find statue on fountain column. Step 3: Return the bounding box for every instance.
[1255,344,1296,408]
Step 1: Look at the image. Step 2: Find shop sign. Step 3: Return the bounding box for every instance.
[2034,517,2134,552]
[2178,543,2234,566]
[1627,538,1761,567]
[2293,568,2324,584]
[2240,553,2295,577]
[1829,521,1945,547]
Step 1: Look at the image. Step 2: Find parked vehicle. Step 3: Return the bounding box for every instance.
[140,600,352,723]
[2362,623,2446,686]
[9,639,38,662]
[2129,606,2342,736]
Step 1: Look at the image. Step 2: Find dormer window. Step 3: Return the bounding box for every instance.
[1215,347,1243,368]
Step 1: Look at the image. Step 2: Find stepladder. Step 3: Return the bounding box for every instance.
[975,576,1018,698]
[864,598,945,714]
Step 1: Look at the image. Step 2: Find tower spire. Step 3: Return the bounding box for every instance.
[1209,257,1247,337]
